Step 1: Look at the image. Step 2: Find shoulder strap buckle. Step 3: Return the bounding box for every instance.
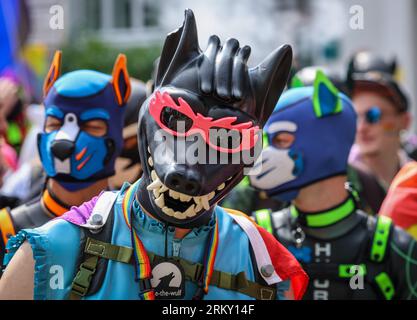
[260,287,275,300]
[138,278,153,292]
[79,192,118,231]
[84,237,133,263]
[71,255,99,298]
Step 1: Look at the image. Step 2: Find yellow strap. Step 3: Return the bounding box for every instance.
[224,207,261,227]
[0,208,16,246]
[224,208,254,220]
[406,225,417,241]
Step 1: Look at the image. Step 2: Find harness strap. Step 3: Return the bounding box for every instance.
[303,263,367,280]
[84,238,133,263]
[70,237,276,300]
[374,272,395,300]
[304,262,394,300]
[338,264,367,278]
[253,207,395,298]
[225,209,282,285]
[70,255,99,300]
[148,252,276,300]
[70,238,133,300]
[370,216,392,263]
[79,192,118,231]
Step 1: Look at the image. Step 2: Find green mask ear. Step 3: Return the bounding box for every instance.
[313,70,342,118]
[290,75,304,88]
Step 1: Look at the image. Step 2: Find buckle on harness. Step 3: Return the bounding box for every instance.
[86,240,106,256]
[72,264,97,296]
[260,288,275,300]
[193,264,204,282]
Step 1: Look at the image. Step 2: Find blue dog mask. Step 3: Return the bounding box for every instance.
[249,71,357,201]
[38,51,131,191]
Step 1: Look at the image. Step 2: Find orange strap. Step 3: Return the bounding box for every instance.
[42,189,69,217]
[224,207,258,225]
[0,208,16,246]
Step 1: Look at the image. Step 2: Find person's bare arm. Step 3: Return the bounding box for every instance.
[0,241,34,300]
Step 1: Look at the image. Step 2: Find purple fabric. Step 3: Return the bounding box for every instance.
[58,193,101,226]
[0,69,19,85]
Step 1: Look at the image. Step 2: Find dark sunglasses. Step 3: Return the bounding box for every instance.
[362,106,382,124]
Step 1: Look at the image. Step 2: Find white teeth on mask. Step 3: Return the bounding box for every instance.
[148,156,153,167]
[184,204,196,217]
[147,147,151,153]
[180,193,192,202]
[169,189,180,200]
[174,211,186,220]
[162,206,175,216]
[146,178,162,191]
[153,188,161,199]
[194,202,203,213]
[147,171,232,219]
[151,170,158,182]
[155,194,165,208]
[200,196,210,210]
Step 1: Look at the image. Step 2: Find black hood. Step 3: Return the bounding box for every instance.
[136,9,292,228]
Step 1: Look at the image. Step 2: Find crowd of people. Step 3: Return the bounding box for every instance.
[0,8,416,300]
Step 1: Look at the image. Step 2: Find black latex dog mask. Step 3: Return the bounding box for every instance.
[137,9,292,228]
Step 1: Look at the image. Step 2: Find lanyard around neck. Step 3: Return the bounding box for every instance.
[122,181,219,299]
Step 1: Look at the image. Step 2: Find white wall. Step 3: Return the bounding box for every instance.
[26,0,70,46]
[340,0,417,131]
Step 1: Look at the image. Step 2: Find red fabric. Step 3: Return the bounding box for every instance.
[256,225,309,300]
[380,162,417,229]
[1,142,18,171]
[224,208,309,300]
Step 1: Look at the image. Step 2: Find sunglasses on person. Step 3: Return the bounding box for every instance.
[359,106,382,124]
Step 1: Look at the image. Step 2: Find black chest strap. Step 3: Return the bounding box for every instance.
[255,208,395,300]
[70,199,117,300]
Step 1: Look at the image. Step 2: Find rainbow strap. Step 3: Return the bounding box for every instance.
[122,181,220,298]
[122,181,138,229]
[202,221,219,293]
[122,182,155,300]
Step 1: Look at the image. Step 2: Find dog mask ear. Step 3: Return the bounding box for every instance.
[155,9,200,88]
[43,50,62,97]
[111,54,131,106]
[313,70,342,118]
[249,44,293,126]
